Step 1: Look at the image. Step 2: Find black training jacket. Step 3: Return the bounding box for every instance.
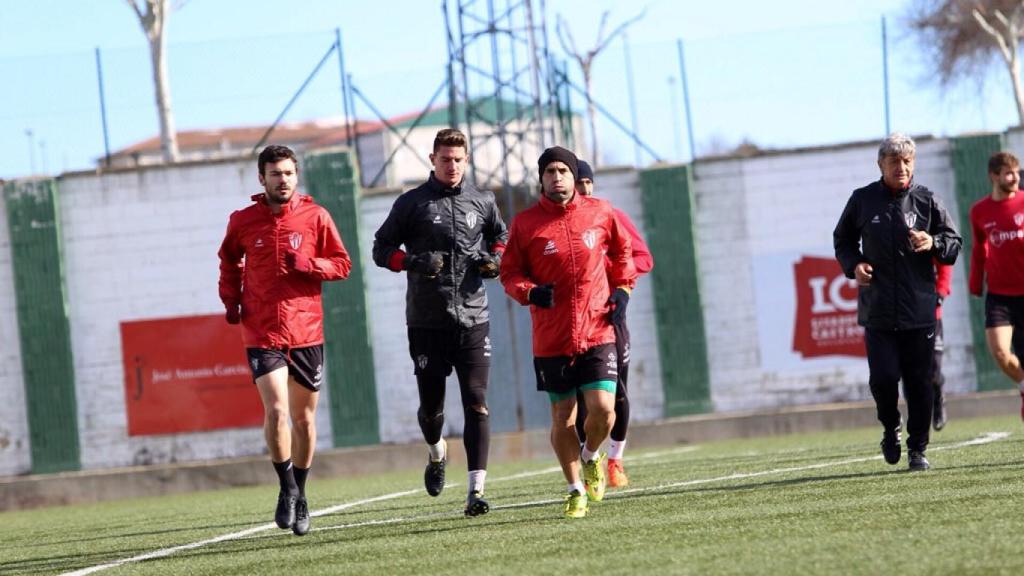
[373,173,509,329]
[833,179,962,330]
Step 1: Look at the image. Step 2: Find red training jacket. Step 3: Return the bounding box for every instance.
[934,259,951,320]
[218,193,351,349]
[610,207,653,277]
[501,192,637,357]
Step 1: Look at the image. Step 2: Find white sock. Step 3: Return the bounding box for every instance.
[428,439,446,462]
[581,445,600,463]
[569,481,585,495]
[468,470,486,494]
[608,440,626,460]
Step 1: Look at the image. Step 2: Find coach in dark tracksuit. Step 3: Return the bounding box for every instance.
[834,133,961,472]
[373,128,508,516]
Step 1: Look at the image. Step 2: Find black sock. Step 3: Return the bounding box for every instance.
[272,459,298,495]
[293,466,310,496]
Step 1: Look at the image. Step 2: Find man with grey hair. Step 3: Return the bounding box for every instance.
[834,133,962,472]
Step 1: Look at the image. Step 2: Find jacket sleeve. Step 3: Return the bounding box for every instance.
[309,211,352,281]
[372,195,409,272]
[606,206,637,290]
[484,197,509,255]
[833,192,865,279]
[615,209,653,274]
[217,213,243,309]
[968,205,986,297]
[934,259,953,298]
[929,197,962,266]
[499,217,535,305]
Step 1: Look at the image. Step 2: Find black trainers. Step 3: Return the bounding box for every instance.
[275,491,297,529]
[908,450,930,471]
[425,457,446,497]
[292,496,310,536]
[933,391,947,431]
[880,421,902,465]
[464,491,490,517]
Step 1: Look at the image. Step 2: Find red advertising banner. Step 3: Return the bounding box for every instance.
[792,256,866,359]
[121,314,263,436]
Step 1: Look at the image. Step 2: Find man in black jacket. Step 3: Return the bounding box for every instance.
[373,128,508,515]
[834,132,962,472]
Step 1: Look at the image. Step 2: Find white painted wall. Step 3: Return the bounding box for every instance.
[0,133,999,474]
[0,190,30,476]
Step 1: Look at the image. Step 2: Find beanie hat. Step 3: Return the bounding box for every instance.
[576,160,594,182]
[538,146,578,183]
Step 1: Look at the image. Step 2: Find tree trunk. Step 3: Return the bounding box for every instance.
[1008,51,1024,126]
[149,29,179,162]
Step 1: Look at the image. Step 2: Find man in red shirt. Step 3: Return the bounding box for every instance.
[572,160,654,488]
[968,151,1024,421]
[501,146,636,518]
[218,145,352,536]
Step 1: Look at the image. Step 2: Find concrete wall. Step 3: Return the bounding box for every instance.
[0,191,30,476]
[0,131,1005,475]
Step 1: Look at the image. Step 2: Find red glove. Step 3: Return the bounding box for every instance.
[285,250,313,273]
[225,305,241,325]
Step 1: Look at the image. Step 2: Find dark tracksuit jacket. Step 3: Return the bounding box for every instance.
[372,173,508,329]
[833,178,962,451]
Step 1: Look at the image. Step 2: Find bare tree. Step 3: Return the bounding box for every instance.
[126,0,183,162]
[556,9,644,166]
[907,0,1024,126]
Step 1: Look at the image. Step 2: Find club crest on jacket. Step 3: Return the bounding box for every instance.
[289,232,303,250]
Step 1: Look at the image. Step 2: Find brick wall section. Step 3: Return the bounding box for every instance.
[57,161,335,470]
[0,191,30,476]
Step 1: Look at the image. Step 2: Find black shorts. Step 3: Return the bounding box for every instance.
[534,343,618,397]
[984,293,1024,328]
[408,322,491,378]
[246,345,324,392]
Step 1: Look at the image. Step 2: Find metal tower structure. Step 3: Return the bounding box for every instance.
[442,0,570,194]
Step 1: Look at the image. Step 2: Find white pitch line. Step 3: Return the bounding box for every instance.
[59,433,1005,575]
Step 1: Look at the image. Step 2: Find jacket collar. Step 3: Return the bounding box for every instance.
[538,189,580,213]
[427,172,464,197]
[879,177,913,198]
[250,192,309,216]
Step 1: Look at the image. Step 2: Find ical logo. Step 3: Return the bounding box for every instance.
[289,232,303,250]
[466,212,478,228]
[543,240,558,255]
[313,363,323,385]
[582,229,597,249]
[417,355,429,370]
[250,358,259,371]
[1015,213,1024,227]
[904,213,917,229]
[254,238,264,248]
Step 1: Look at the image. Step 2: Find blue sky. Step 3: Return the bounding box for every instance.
[1,0,1017,179]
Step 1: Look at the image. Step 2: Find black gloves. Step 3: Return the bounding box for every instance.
[529,284,555,308]
[403,252,444,278]
[478,252,501,279]
[225,305,241,325]
[608,287,630,326]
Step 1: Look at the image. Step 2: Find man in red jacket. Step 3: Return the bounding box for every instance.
[218,145,352,536]
[572,160,653,488]
[932,261,952,431]
[501,146,636,518]
[969,151,1024,422]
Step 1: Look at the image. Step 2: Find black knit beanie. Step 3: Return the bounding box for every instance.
[538,146,578,182]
